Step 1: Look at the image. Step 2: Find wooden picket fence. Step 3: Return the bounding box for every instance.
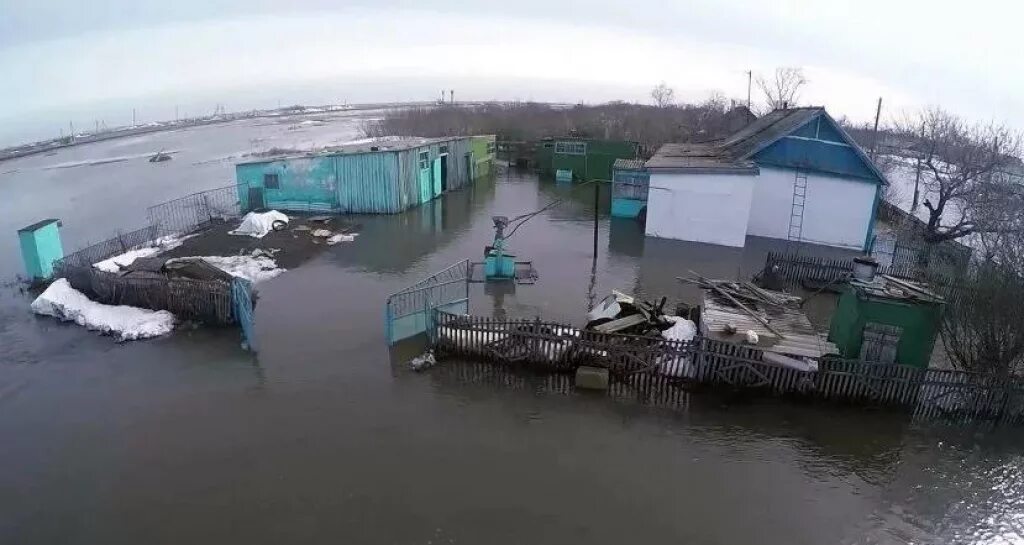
[430,311,1024,425]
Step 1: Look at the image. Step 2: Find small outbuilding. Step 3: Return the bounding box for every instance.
[535,137,639,181]
[235,135,495,214]
[610,158,649,218]
[828,275,945,368]
[644,107,887,250]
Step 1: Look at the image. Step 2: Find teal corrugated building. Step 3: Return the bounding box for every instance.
[235,136,495,214]
[535,137,639,181]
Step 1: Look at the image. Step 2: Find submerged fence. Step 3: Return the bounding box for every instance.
[146,184,246,235]
[385,259,471,345]
[430,311,1024,425]
[52,224,241,326]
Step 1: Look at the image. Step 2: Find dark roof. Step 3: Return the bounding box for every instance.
[237,136,471,165]
[645,107,887,183]
[18,218,60,233]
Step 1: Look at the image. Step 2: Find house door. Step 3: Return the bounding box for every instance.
[432,158,443,198]
[418,151,432,204]
[439,155,449,192]
[248,187,265,211]
[465,153,474,181]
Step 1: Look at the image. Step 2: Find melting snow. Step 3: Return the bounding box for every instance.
[230,210,289,238]
[192,254,285,283]
[93,234,194,272]
[31,279,175,341]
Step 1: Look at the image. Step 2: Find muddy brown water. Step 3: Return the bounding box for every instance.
[1,117,1023,544]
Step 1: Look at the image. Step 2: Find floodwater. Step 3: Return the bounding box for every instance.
[2,114,1024,545]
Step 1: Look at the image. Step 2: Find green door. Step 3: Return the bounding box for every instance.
[419,168,432,203]
[432,158,442,198]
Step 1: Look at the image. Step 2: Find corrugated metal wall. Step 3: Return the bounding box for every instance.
[336,152,402,213]
[234,137,481,215]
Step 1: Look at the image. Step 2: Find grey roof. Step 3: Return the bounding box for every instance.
[702,291,838,359]
[237,136,471,165]
[644,107,887,183]
[612,158,646,171]
[644,142,758,174]
[851,275,945,305]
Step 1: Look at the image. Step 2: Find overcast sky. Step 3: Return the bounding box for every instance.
[1,0,1021,145]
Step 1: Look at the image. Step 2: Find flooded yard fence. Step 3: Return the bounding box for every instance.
[52,226,240,325]
[147,183,247,235]
[385,259,471,345]
[430,310,1024,425]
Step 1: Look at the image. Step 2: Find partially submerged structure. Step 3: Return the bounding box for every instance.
[828,275,945,368]
[235,135,496,214]
[610,158,649,218]
[644,107,887,250]
[535,137,639,181]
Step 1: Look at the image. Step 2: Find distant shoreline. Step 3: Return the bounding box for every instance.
[0,101,442,163]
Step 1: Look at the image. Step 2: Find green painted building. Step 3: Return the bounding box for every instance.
[828,276,945,368]
[469,135,497,179]
[535,137,639,181]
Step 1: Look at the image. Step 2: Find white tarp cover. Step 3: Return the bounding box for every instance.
[31,279,176,341]
[230,210,289,238]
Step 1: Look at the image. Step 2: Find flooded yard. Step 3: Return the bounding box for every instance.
[1,117,1023,544]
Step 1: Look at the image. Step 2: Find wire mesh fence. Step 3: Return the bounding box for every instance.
[146,184,246,235]
[54,225,161,269]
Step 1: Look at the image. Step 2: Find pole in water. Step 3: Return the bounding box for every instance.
[593,182,599,259]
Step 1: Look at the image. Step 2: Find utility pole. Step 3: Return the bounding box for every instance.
[869,97,883,159]
[175,105,179,121]
[450,89,454,104]
[132,108,137,127]
[745,70,752,110]
[593,182,600,259]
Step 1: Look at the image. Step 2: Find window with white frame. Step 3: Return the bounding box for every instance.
[555,141,586,155]
[418,151,430,169]
[486,141,496,154]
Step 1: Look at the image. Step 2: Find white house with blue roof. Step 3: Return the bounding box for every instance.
[643,107,887,250]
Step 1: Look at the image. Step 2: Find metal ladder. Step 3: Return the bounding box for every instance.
[787,172,808,246]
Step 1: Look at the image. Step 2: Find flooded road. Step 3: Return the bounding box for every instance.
[2,118,1024,544]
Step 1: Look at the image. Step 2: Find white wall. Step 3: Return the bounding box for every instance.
[645,172,757,247]
[747,166,877,249]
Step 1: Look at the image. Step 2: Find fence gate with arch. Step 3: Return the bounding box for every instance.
[385,260,470,345]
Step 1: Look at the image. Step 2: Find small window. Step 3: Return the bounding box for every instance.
[418,151,430,169]
[439,145,448,154]
[486,141,496,154]
[264,173,280,189]
[555,141,587,155]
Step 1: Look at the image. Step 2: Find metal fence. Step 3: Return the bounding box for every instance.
[55,225,161,269]
[146,184,246,234]
[385,260,471,345]
[52,225,239,325]
[431,311,1024,425]
[763,251,964,289]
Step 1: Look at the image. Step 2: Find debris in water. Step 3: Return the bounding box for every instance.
[311,229,332,237]
[409,350,436,371]
[326,233,356,245]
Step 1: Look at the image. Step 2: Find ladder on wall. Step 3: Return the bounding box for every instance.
[786,172,808,250]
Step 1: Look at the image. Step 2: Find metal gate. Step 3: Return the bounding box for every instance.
[385,260,470,345]
[232,278,257,350]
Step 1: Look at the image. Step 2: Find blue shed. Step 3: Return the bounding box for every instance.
[18,218,63,280]
[235,136,493,214]
[611,158,649,218]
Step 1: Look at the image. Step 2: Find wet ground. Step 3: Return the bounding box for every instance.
[2,117,1024,544]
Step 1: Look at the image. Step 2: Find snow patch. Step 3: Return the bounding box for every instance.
[31,279,175,341]
[93,234,193,272]
[192,254,285,283]
[230,210,289,238]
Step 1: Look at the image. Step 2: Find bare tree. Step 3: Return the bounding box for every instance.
[756,67,807,112]
[650,82,675,108]
[893,108,1023,244]
[940,259,1024,377]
